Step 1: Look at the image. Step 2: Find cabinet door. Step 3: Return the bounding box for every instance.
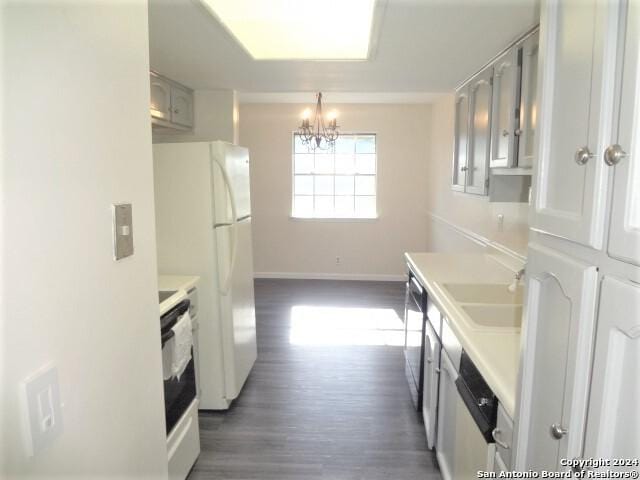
[517,31,539,169]
[452,87,469,192]
[170,85,194,128]
[466,67,492,195]
[436,352,459,480]
[515,243,598,472]
[582,276,640,472]
[150,74,171,121]
[490,47,520,168]
[607,1,640,267]
[531,0,612,248]
[422,319,441,450]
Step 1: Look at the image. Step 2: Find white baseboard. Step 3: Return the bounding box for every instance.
[253,272,406,282]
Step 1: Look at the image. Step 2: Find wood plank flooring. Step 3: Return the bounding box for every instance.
[188,279,441,480]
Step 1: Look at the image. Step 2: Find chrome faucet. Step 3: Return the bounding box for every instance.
[515,268,526,281]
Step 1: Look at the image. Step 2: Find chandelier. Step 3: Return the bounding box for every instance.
[298,92,339,149]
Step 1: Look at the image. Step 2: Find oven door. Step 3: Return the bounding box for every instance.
[162,345,197,435]
[404,274,426,410]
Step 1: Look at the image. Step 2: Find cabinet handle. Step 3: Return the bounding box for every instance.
[502,129,510,137]
[492,428,510,449]
[550,423,567,440]
[460,166,468,172]
[514,128,522,136]
[603,144,627,166]
[574,146,594,165]
[173,108,180,114]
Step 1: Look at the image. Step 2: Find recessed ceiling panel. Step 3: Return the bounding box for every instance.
[199,0,376,60]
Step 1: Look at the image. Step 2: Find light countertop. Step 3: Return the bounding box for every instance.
[405,252,523,418]
[158,274,200,316]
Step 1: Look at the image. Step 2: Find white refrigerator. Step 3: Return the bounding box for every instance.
[153,141,257,410]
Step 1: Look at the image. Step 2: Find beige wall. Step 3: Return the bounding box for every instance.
[2,2,168,477]
[425,94,530,256]
[240,103,431,279]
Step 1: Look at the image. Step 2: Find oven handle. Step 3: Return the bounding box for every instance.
[161,330,175,347]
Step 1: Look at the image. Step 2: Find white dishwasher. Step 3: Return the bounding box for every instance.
[436,318,497,480]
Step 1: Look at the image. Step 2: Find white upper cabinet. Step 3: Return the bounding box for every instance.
[150,74,171,122]
[170,85,194,128]
[150,72,194,131]
[452,87,469,192]
[490,47,520,169]
[607,0,640,266]
[531,0,614,248]
[582,276,640,474]
[516,244,598,472]
[466,66,492,195]
[517,31,539,169]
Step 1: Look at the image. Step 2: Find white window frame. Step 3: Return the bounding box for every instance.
[290,132,378,220]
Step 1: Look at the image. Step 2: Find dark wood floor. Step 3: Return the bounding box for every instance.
[188,279,441,480]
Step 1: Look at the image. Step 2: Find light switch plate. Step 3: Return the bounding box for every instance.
[20,364,63,457]
[112,203,134,260]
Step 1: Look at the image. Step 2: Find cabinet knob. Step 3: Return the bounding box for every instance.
[514,128,522,136]
[173,108,180,114]
[550,423,567,440]
[574,146,594,165]
[502,129,510,137]
[603,144,627,166]
[460,166,469,172]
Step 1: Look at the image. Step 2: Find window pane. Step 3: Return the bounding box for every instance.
[294,175,313,195]
[356,135,376,154]
[335,175,354,195]
[314,154,334,174]
[293,195,313,217]
[314,176,334,195]
[314,196,334,216]
[335,196,355,217]
[335,136,355,154]
[355,175,376,195]
[294,135,311,153]
[334,154,355,174]
[355,154,376,174]
[355,196,376,217]
[295,154,314,174]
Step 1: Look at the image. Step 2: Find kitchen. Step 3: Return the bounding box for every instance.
[1,0,639,479]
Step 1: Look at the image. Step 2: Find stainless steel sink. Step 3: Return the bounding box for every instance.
[461,304,523,330]
[442,283,523,305]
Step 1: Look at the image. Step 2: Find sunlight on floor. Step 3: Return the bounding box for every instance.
[289,305,406,346]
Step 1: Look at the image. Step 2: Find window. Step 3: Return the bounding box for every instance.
[292,133,377,219]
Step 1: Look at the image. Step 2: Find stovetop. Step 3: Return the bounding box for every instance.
[159,290,177,303]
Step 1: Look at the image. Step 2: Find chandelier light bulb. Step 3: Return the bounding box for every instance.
[302,108,312,120]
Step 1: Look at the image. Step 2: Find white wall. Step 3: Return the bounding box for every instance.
[1,2,168,478]
[153,89,239,144]
[240,103,431,280]
[425,94,530,256]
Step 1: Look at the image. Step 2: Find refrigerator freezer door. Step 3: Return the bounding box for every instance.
[214,219,257,399]
[210,142,251,223]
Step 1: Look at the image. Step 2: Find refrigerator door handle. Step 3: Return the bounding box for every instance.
[210,144,239,296]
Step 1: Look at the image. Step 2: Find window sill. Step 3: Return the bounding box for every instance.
[289,216,379,223]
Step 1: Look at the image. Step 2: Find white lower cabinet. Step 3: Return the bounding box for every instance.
[516,244,598,471]
[422,317,441,450]
[582,276,640,472]
[436,352,459,480]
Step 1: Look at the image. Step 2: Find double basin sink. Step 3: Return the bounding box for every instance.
[439,282,524,332]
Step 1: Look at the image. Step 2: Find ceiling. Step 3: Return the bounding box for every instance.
[148,0,538,100]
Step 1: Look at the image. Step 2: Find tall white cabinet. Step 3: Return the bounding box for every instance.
[517,0,640,472]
